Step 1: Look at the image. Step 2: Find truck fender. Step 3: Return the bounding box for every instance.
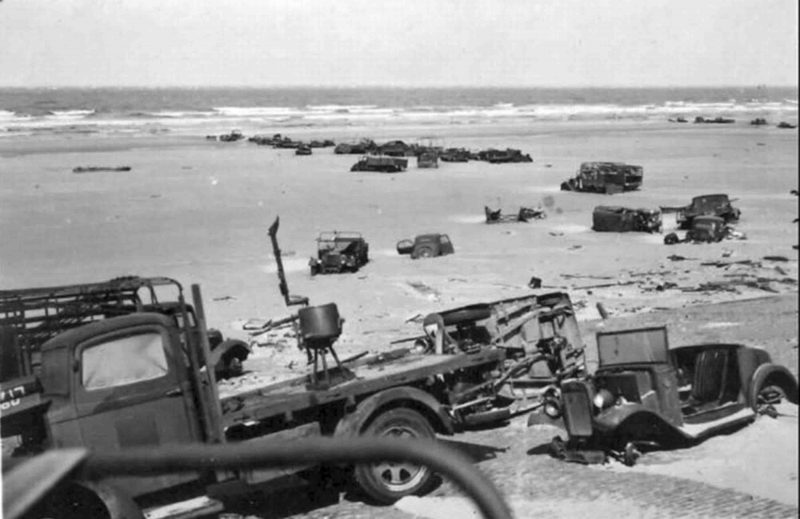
[209,339,251,378]
[334,386,453,438]
[748,364,799,410]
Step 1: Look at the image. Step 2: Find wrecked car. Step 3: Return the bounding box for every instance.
[309,231,369,275]
[592,206,662,233]
[673,193,741,229]
[334,139,377,154]
[561,162,643,194]
[549,326,798,465]
[351,155,408,173]
[485,206,546,223]
[478,148,533,164]
[397,234,455,259]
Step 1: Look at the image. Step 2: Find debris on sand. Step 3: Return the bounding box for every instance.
[485,205,546,223]
[72,166,132,173]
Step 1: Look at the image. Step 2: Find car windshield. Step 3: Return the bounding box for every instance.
[597,327,669,366]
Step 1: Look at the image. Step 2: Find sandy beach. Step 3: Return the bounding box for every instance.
[1,119,798,516]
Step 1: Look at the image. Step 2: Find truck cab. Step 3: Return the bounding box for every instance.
[3,312,212,497]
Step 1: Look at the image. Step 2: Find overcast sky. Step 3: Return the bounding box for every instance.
[0,0,797,87]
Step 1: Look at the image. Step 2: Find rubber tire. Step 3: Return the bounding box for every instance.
[353,408,437,504]
[749,369,798,415]
[415,246,434,259]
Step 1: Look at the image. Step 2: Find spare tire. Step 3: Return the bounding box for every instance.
[396,239,414,255]
[663,232,680,245]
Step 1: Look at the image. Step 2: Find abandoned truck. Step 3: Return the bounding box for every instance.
[350,155,408,173]
[549,326,798,465]
[309,231,370,275]
[0,276,250,383]
[0,277,512,516]
[592,206,662,233]
[561,162,644,194]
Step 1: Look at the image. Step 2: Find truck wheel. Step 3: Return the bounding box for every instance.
[353,408,437,504]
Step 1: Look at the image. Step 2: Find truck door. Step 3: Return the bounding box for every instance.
[72,314,204,496]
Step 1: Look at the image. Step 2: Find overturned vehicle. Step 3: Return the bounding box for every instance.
[485,206,546,223]
[548,326,798,465]
[561,162,643,194]
[309,231,369,275]
[592,206,662,233]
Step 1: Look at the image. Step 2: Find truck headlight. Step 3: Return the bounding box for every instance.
[593,389,614,410]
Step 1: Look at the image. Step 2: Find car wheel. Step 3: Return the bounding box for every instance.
[663,232,679,245]
[548,436,567,459]
[353,408,437,504]
[623,442,641,466]
[416,246,435,258]
[749,367,799,416]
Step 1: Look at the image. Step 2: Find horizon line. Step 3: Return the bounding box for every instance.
[0,84,798,90]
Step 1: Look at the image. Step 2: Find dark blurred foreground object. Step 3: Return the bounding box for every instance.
[3,438,512,519]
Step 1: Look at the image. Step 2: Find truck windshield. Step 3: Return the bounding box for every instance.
[82,333,169,390]
[597,327,669,366]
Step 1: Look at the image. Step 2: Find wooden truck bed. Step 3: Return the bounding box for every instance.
[219,348,503,428]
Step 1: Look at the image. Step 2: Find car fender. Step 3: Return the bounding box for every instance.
[594,404,690,443]
[334,386,453,438]
[748,363,799,408]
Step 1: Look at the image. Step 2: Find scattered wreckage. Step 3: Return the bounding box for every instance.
[335,139,377,155]
[485,206,547,224]
[309,231,369,275]
[0,218,589,518]
[547,326,798,465]
[561,162,644,194]
[592,206,662,233]
[351,155,408,173]
[72,166,132,174]
[777,121,797,129]
[397,233,455,259]
[417,150,439,168]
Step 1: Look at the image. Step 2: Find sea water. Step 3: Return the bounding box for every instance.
[1,86,796,137]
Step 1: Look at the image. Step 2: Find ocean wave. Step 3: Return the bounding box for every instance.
[2,98,796,136]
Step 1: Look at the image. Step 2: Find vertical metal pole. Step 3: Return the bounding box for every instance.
[191,284,225,444]
[178,292,214,443]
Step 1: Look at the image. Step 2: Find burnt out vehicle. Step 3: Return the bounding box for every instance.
[673,193,741,229]
[334,139,377,154]
[550,326,798,465]
[440,148,471,162]
[664,215,733,245]
[561,162,644,194]
[485,206,546,223]
[477,148,533,164]
[351,155,408,173]
[397,233,455,259]
[592,206,662,233]
[0,276,250,383]
[417,150,439,168]
[309,231,369,275]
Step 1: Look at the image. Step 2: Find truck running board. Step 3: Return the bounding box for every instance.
[143,496,224,519]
